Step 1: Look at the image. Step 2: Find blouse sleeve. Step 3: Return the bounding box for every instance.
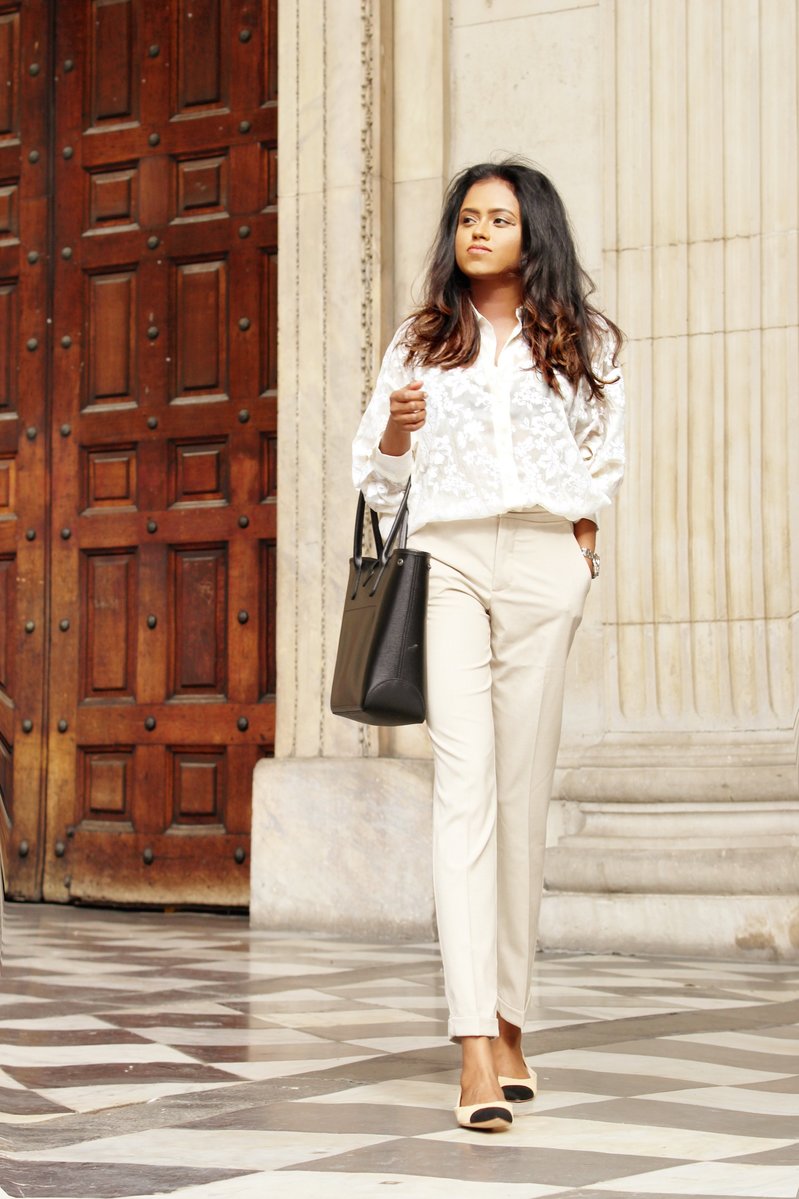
[352,323,416,516]
[572,329,626,527]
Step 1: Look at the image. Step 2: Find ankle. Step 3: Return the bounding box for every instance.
[496,1015,523,1049]
[460,1035,494,1069]
[460,1036,501,1088]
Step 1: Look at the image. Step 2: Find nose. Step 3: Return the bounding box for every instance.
[472,220,489,239]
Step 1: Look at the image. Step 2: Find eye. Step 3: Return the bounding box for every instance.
[493,217,510,226]
[460,215,475,226]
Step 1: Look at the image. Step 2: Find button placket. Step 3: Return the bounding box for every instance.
[489,371,519,510]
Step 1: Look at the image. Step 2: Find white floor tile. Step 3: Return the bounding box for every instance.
[530,1048,792,1087]
[12,1128,396,1171]
[592,1161,799,1196]
[127,1026,329,1047]
[0,1067,27,1090]
[0,1042,202,1067]
[640,1085,799,1117]
[0,1015,118,1032]
[153,1172,569,1198]
[303,1077,454,1110]
[36,1080,234,1114]
[424,1112,794,1160]
[265,1007,432,1028]
[664,1030,799,1057]
[209,1054,377,1081]
[344,1036,450,1053]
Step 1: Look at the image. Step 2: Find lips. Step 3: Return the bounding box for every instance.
[467,245,491,253]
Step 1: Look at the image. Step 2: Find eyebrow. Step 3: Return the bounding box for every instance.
[460,206,517,218]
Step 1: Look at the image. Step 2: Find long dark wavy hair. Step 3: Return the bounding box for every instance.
[403,161,622,400]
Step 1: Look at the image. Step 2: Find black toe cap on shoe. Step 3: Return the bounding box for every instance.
[470,1106,513,1124]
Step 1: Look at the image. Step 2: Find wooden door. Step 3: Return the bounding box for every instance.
[2,0,278,906]
[0,0,53,898]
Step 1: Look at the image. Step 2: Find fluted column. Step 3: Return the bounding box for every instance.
[269,0,389,765]
[250,0,442,935]
[542,0,799,958]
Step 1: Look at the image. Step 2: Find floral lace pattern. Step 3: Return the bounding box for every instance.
[353,307,625,534]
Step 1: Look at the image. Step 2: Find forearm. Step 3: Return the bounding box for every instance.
[379,420,411,457]
[573,517,597,551]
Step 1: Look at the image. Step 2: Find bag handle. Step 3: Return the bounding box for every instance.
[352,479,411,594]
[369,506,384,559]
[353,478,411,569]
[369,497,409,562]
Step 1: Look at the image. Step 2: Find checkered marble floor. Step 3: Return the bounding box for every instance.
[1,905,798,1198]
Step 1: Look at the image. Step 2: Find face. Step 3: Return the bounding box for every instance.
[454,177,523,281]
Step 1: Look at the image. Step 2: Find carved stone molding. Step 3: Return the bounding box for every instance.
[359,0,376,417]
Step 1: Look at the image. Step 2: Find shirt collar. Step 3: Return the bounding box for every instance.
[470,302,525,360]
[470,300,524,327]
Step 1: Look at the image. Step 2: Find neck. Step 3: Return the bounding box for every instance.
[469,275,524,321]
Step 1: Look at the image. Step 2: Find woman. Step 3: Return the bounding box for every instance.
[353,161,625,1131]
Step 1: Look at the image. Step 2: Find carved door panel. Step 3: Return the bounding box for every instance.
[41,0,277,904]
[0,0,52,898]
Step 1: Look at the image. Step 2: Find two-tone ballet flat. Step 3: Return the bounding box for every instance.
[498,1065,538,1104]
[454,1090,513,1132]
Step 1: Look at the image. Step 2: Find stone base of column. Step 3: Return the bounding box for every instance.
[250,759,799,959]
[541,799,799,960]
[540,892,799,959]
[250,757,435,940]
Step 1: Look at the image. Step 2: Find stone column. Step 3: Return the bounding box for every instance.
[250,0,441,938]
[540,0,799,959]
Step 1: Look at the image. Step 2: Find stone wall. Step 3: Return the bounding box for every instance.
[251,0,799,956]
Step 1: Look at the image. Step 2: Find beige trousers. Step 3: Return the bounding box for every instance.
[408,509,591,1040]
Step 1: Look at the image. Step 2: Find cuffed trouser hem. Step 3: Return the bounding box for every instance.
[448,1015,499,1041]
[497,997,527,1030]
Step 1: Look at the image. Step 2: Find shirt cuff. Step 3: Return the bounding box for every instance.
[371,445,413,483]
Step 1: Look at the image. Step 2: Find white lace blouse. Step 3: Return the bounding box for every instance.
[352,306,625,534]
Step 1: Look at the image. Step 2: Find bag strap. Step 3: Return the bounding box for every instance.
[369,507,384,558]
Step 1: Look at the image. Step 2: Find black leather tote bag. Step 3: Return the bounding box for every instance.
[330,480,429,725]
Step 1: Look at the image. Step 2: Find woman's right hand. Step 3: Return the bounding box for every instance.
[388,380,426,433]
[379,380,426,457]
